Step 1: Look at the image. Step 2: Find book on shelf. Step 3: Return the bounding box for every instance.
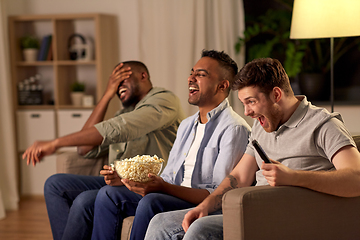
[37,36,46,61]
[46,40,53,61]
[37,35,52,61]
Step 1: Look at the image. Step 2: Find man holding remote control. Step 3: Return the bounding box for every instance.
[145,58,360,240]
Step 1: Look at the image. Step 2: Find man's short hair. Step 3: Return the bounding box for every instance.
[231,58,294,96]
[116,61,150,80]
[201,50,238,95]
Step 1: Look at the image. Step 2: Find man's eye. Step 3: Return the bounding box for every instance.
[195,73,206,77]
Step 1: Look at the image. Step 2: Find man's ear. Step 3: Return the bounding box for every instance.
[141,72,148,81]
[272,87,282,103]
[218,80,230,92]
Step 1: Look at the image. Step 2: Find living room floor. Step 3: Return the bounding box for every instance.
[0,197,52,240]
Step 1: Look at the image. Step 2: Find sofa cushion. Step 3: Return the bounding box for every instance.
[56,151,107,176]
[121,216,135,240]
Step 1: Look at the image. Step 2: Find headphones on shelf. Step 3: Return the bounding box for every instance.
[68,34,87,60]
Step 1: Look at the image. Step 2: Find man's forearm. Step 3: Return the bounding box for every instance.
[193,174,239,213]
[292,168,360,197]
[213,174,239,211]
[161,182,210,204]
[56,126,103,149]
[78,95,112,154]
[81,94,113,130]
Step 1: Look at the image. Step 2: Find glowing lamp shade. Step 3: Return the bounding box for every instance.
[290,0,360,112]
[290,0,360,39]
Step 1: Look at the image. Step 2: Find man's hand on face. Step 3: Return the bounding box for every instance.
[121,174,165,197]
[100,165,123,186]
[261,159,296,186]
[105,63,132,99]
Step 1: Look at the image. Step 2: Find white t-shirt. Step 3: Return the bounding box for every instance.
[181,122,206,187]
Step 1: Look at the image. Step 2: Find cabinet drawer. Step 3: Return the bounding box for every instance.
[57,110,92,136]
[16,110,56,151]
[57,110,92,151]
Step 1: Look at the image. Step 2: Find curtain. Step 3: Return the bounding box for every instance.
[0,0,20,218]
[137,0,250,121]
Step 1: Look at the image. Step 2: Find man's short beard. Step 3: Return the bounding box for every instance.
[188,98,200,106]
[121,95,139,108]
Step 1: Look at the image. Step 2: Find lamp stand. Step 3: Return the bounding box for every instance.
[330,37,334,113]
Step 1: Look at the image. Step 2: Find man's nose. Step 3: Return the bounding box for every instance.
[244,105,253,116]
[188,72,198,82]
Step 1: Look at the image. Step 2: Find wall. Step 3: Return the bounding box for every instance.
[320,105,360,136]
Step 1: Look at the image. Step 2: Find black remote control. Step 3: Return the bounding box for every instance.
[252,140,271,163]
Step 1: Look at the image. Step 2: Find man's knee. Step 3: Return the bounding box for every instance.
[185,215,223,240]
[137,193,163,210]
[44,173,67,194]
[149,211,171,227]
[95,185,133,206]
[72,191,97,214]
[146,211,186,240]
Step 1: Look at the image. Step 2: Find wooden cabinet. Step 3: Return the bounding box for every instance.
[9,13,119,195]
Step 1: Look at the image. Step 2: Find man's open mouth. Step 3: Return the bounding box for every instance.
[119,88,127,97]
[189,86,199,94]
[258,116,265,126]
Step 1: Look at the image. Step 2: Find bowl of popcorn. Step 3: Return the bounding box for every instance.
[111,155,164,182]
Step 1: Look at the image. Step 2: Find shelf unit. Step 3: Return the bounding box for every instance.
[8,13,119,195]
[9,13,119,112]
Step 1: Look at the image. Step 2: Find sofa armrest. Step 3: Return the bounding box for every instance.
[56,151,108,176]
[222,186,360,240]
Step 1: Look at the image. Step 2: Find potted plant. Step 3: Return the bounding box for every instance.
[70,81,85,106]
[235,7,306,79]
[298,37,360,100]
[20,35,40,62]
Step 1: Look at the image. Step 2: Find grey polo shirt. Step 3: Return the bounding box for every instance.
[84,87,185,166]
[246,96,356,186]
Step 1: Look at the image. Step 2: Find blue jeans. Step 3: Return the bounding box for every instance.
[44,173,106,240]
[145,208,223,240]
[91,187,196,240]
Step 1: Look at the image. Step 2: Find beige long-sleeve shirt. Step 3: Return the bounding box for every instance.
[84,87,185,166]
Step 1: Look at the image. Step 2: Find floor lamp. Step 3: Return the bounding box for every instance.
[290,0,360,113]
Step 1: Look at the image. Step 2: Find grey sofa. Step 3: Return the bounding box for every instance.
[222,135,360,240]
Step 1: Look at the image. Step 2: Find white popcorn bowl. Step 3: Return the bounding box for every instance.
[111,158,163,182]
